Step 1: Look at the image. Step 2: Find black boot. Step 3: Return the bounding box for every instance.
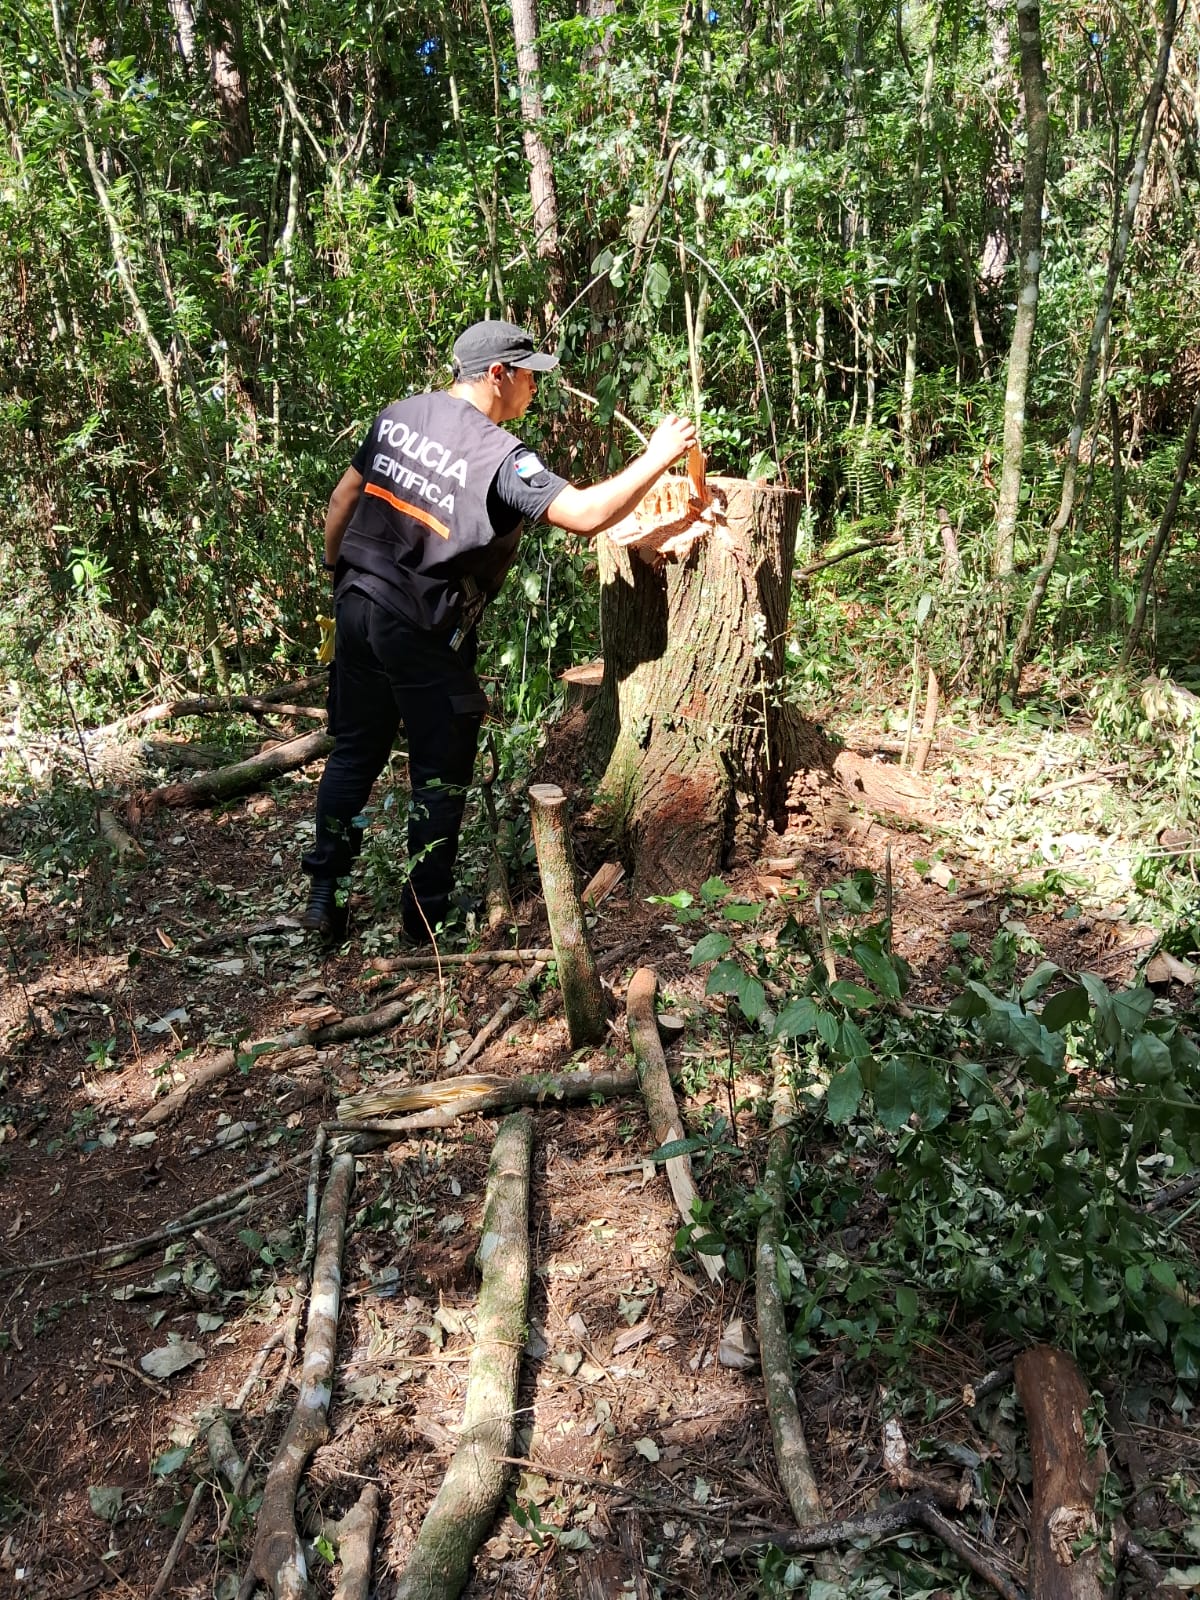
[300,876,349,942]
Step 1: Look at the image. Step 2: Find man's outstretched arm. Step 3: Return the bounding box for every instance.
[543,415,697,537]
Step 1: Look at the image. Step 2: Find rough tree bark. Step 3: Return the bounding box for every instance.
[1013,1346,1105,1600]
[529,783,608,1047]
[586,476,832,895]
[509,0,562,297]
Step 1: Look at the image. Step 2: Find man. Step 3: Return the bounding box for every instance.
[301,318,697,943]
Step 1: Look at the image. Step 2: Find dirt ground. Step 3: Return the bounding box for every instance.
[0,705,1193,1599]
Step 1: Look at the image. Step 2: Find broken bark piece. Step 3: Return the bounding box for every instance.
[394,1112,534,1600]
[1014,1346,1105,1600]
[529,783,607,1047]
[251,1152,355,1599]
[626,966,723,1283]
[581,859,625,907]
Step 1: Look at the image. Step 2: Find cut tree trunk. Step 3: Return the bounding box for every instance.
[141,729,333,810]
[587,476,832,894]
[1014,1346,1106,1600]
[529,783,608,1046]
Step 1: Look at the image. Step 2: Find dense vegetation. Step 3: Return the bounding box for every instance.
[2,0,1198,736]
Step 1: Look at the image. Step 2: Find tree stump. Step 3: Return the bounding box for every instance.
[586,475,832,894]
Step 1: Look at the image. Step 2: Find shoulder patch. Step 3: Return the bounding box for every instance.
[513,452,546,480]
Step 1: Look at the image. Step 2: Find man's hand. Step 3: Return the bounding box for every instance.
[644,414,698,475]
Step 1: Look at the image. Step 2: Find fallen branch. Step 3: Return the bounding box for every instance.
[251,1152,355,1599]
[91,683,327,741]
[1014,1345,1104,1600]
[725,1496,1027,1600]
[141,994,418,1126]
[337,1067,638,1130]
[394,1111,534,1600]
[368,947,553,972]
[328,1483,381,1600]
[627,967,723,1284]
[142,728,333,810]
[756,1061,824,1525]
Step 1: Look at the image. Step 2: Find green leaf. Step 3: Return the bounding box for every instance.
[645,259,671,307]
[690,932,732,964]
[698,876,728,904]
[722,901,764,922]
[649,1136,706,1161]
[853,943,901,1000]
[826,1062,864,1123]
[907,1059,951,1129]
[895,1283,919,1319]
[705,961,765,1020]
[774,997,820,1038]
[151,1446,189,1478]
[874,1059,913,1131]
[1020,961,1061,1002]
[829,980,877,1010]
[815,1009,840,1048]
[839,1018,872,1061]
[1041,985,1090,1032]
[1128,1031,1172,1084]
[1112,986,1156,1036]
[1125,1264,1145,1294]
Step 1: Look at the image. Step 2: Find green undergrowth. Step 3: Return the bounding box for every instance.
[664,875,1200,1595]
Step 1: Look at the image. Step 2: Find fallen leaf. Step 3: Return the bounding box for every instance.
[140,1339,205,1379]
[87,1485,124,1521]
[633,1437,660,1462]
[718,1317,758,1371]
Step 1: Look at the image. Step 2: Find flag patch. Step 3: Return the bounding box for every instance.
[514,453,545,480]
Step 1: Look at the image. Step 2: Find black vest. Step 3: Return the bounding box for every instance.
[337,391,523,632]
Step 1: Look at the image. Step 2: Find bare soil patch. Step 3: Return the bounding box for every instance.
[0,713,1193,1599]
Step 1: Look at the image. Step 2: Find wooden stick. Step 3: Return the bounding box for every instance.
[456,962,545,1069]
[756,1061,824,1525]
[251,1153,355,1598]
[815,894,837,983]
[368,947,553,973]
[394,1113,534,1600]
[1014,1346,1105,1600]
[626,967,722,1283]
[528,784,608,1047]
[912,665,939,774]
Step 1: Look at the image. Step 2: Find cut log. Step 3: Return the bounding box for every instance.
[141,728,333,810]
[626,966,722,1283]
[587,476,834,894]
[528,783,608,1047]
[1013,1346,1105,1600]
[394,1111,533,1600]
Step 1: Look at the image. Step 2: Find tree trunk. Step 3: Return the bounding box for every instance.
[586,477,831,894]
[529,784,608,1047]
[991,0,1049,582]
[509,0,562,296]
[1122,388,1200,665]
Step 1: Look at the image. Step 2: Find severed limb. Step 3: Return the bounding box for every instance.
[394,1111,534,1600]
[141,993,419,1127]
[142,729,333,810]
[756,1058,824,1526]
[251,1152,355,1599]
[324,1483,381,1600]
[627,966,723,1283]
[337,1067,637,1129]
[725,1496,1027,1600]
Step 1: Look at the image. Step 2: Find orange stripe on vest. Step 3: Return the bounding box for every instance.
[363,482,451,540]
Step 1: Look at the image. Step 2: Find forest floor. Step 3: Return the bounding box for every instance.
[0,690,1197,1600]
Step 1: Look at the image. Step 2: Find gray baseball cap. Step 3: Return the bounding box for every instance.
[453,320,560,374]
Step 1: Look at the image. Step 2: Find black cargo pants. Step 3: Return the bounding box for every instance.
[301,586,487,940]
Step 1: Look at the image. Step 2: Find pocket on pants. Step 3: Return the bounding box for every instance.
[448,689,489,719]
